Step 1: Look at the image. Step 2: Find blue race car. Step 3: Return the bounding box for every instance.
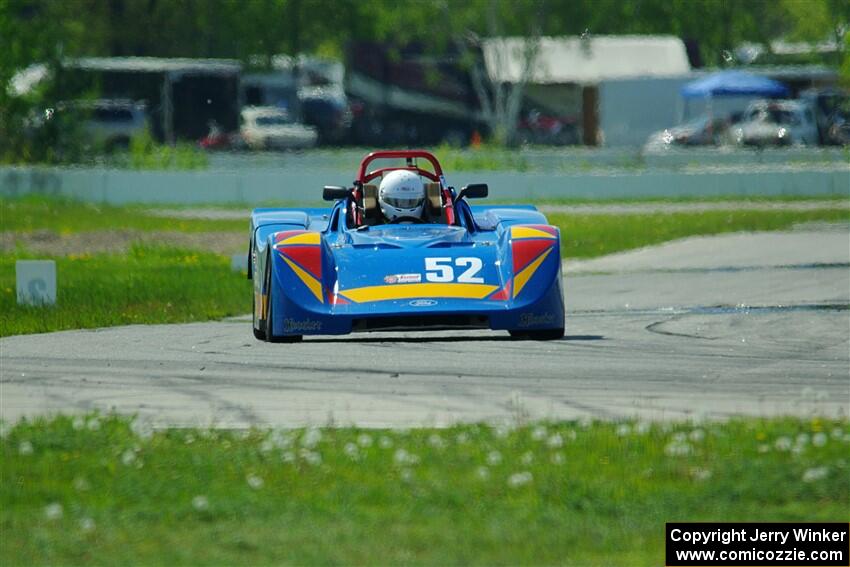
[249,150,564,342]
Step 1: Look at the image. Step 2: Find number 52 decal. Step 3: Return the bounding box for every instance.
[425,257,484,283]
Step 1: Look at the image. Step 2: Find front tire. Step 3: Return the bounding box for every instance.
[252,295,266,341]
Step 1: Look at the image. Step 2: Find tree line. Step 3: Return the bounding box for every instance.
[1,0,847,160]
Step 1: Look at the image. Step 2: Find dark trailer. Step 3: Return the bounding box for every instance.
[57,57,241,143]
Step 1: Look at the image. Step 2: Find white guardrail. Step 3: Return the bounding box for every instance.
[1,164,848,205]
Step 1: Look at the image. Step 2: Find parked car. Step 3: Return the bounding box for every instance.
[240,106,318,150]
[517,109,580,146]
[299,87,352,145]
[731,100,818,147]
[799,88,849,145]
[46,99,149,151]
[827,110,850,145]
[643,115,735,151]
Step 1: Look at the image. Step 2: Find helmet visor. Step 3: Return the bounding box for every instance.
[384,196,424,209]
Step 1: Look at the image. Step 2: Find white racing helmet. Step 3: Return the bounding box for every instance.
[378,169,425,222]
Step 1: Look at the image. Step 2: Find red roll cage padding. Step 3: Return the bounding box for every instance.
[363,166,439,183]
[356,150,444,183]
[352,150,455,225]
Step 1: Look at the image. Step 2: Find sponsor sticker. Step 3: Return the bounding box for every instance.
[518,312,556,328]
[283,318,323,332]
[384,273,422,284]
[409,299,438,307]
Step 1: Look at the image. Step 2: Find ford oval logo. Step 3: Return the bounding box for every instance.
[409,299,438,307]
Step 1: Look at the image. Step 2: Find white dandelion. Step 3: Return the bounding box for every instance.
[73,476,91,492]
[507,471,533,488]
[802,467,829,483]
[455,432,470,445]
[393,448,419,466]
[475,466,490,480]
[551,452,565,465]
[379,436,393,449]
[302,450,322,466]
[79,517,96,532]
[44,503,63,521]
[301,428,322,448]
[531,425,548,441]
[486,451,502,466]
[521,451,534,465]
[428,433,445,449]
[192,495,209,511]
[812,432,828,447]
[546,433,563,449]
[664,440,692,457]
[774,436,792,451]
[689,429,705,443]
[344,442,360,460]
[357,433,373,448]
[18,440,34,456]
[616,424,631,437]
[121,449,137,466]
[246,474,264,489]
[691,467,712,481]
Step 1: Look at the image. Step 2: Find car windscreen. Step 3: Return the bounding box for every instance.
[255,115,291,126]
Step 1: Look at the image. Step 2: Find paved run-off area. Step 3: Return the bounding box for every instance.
[1,228,847,428]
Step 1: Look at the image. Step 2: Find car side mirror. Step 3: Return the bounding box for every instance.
[323,186,350,201]
[458,183,488,200]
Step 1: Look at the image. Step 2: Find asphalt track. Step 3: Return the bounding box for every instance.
[1,228,848,428]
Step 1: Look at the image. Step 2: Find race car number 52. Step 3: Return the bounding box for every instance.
[425,257,484,283]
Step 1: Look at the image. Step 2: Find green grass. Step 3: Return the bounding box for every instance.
[0,246,250,337]
[554,208,850,258]
[2,414,847,565]
[1,196,246,233]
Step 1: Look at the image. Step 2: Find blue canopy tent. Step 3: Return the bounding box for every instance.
[681,70,789,99]
[679,70,789,124]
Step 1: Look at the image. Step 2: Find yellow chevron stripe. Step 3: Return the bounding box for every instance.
[278,232,321,246]
[281,255,324,303]
[511,226,557,240]
[513,248,552,298]
[340,282,498,303]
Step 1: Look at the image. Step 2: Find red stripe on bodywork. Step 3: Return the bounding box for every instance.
[280,245,322,280]
[527,224,558,236]
[512,239,554,273]
[488,281,512,301]
[274,230,306,244]
[327,290,349,305]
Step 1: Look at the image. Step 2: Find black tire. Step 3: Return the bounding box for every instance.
[509,328,565,341]
[252,295,266,341]
[264,260,302,344]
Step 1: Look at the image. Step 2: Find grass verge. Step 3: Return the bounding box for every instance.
[0,246,250,337]
[2,414,847,565]
[553,208,849,258]
[1,196,246,233]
